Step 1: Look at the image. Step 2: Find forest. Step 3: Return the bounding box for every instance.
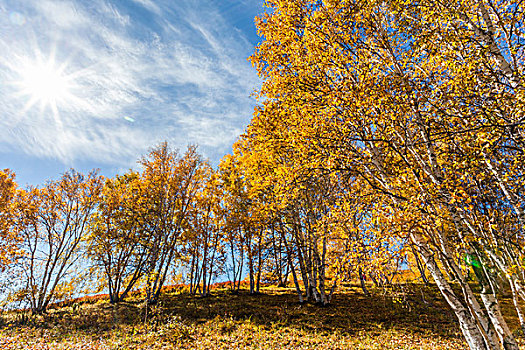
[1,0,525,349]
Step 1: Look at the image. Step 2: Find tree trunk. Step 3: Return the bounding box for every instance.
[412,233,494,350]
[480,292,519,350]
[359,267,371,296]
[412,246,429,285]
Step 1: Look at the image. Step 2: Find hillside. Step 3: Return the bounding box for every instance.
[2,283,523,350]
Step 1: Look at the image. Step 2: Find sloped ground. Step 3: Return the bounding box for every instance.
[0,284,523,349]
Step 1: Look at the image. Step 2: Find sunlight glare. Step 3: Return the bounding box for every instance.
[20,60,71,107]
[18,56,74,111]
[11,51,84,128]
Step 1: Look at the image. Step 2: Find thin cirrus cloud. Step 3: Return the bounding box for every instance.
[0,0,261,183]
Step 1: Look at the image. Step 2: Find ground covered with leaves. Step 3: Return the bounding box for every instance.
[1,284,523,349]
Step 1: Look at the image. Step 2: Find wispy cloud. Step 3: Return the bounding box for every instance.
[0,0,261,172]
[130,0,161,15]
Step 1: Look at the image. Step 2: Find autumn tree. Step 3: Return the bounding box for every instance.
[218,153,251,292]
[140,143,207,304]
[224,138,352,303]
[250,0,524,349]
[87,172,150,303]
[0,169,20,271]
[14,170,103,313]
[218,146,275,295]
[185,167,226,296]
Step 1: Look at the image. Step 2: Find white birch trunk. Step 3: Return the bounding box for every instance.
[480,292,519,350]
[412,233,493,350]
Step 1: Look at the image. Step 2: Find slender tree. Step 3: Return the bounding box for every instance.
[140,143,207,304]
[15,170,103,313]
[87,172,150,303]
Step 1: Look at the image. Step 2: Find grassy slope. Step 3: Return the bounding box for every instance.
[0,284,523,349]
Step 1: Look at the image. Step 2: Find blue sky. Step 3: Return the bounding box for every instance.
[0,0,263,187]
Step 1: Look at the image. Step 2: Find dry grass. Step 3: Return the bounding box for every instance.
[0,283,523,349]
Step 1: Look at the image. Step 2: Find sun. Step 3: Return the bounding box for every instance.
[12,51,80,126]
[20,59,71,107]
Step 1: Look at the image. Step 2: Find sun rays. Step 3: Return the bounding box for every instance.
[11,49,82,128]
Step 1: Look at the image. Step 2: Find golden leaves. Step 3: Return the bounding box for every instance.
[0,169,19,270]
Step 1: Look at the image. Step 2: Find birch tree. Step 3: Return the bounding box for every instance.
[249,0,524,348]
[186,167,226,296]
[87,172,150,303]
[15,170,102,313]
[140,143,206,304]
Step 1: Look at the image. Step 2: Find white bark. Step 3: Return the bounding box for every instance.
[411,233,493,350]
[480,292,519,350]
